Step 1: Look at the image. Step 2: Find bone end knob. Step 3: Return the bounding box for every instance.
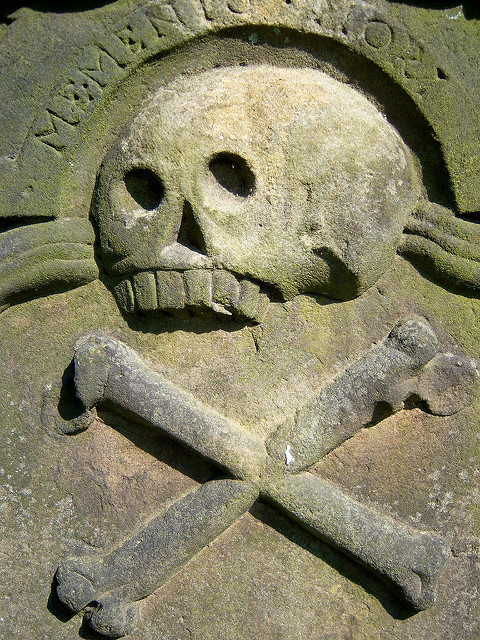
[56,565,96,613]
[86,593,141,639]
[387,316,438,368]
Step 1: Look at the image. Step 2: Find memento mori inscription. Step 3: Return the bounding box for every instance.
[1,3,479,640]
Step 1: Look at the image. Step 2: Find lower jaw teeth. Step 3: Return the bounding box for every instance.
[113,269,270,324]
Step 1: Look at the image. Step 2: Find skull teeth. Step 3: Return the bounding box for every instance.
[113,269,270,323]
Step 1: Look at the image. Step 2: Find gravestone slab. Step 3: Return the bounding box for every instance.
[0,1,479,639]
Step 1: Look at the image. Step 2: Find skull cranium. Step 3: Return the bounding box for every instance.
[93,65,420,321]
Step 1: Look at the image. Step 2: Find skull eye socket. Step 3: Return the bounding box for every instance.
[208,152,255,197]
[124,168,165,210]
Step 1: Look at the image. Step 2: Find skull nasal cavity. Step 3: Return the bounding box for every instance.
[124,168,165,210]
[177,202,207,254]
[209,152,255,197]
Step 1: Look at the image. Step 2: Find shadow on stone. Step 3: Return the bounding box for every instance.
[250,500,416,621]
[400,255,480,300]
[47,575,75,623]
[1,1,113,17]
[58,361,86,422]
[79,618,109,640]
[97,408,216,485]
[388,1,480,20]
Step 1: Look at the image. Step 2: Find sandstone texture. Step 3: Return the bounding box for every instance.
[0,2,479,639]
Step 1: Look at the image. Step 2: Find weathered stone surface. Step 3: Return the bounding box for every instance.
[57,478,259,636]
[0,2,479,639]
[94,65,420,303]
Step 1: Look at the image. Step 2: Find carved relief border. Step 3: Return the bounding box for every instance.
[2,0,479,217]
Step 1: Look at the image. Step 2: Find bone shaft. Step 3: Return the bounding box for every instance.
[269,317,438,472]
[263,473,449,610]
[82,479,258,603]
[74,335,267,480]
[293,345,415,466]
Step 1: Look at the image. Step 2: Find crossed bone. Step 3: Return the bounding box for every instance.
[54,317,477,637]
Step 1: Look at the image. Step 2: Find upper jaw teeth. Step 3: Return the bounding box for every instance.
[113,268,270,324]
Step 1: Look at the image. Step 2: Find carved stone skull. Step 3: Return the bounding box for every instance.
[93,65,421,321]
